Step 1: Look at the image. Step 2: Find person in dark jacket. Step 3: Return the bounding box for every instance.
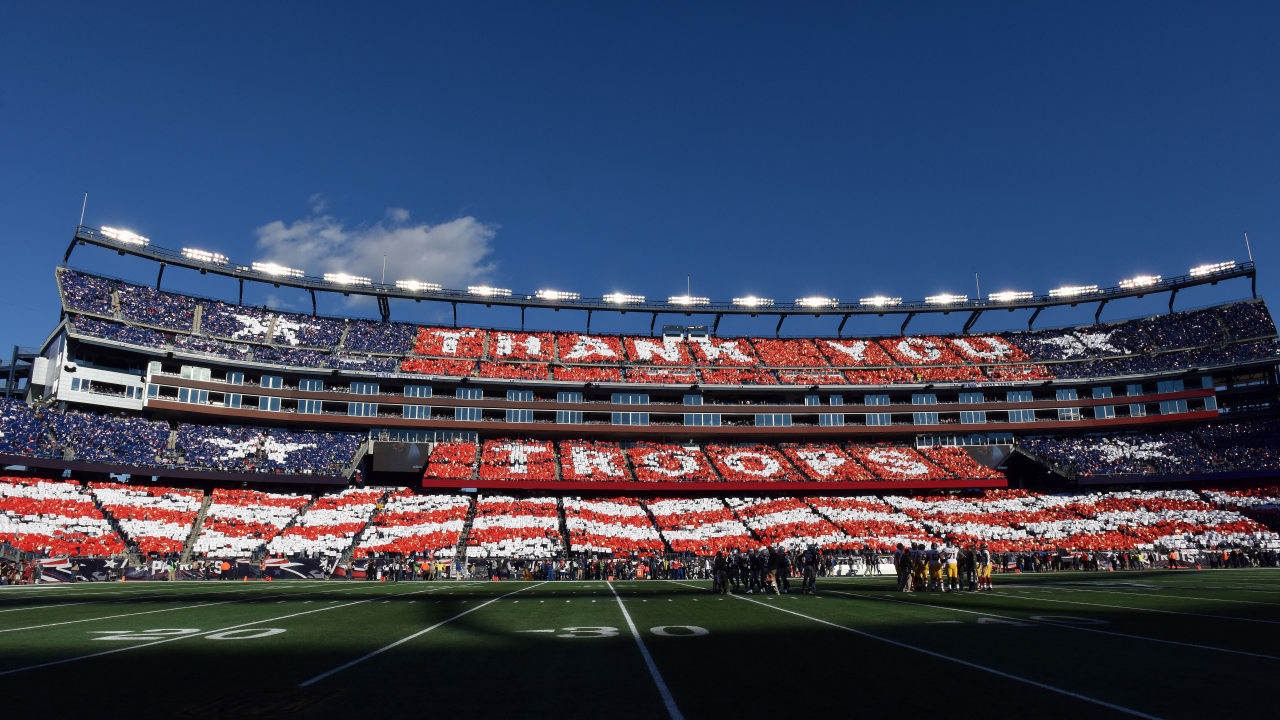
[713,551,728,594]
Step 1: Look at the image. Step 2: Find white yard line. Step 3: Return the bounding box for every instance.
[668,581,1161,720]
[607,582,683,720]
[297,581,548,687]
[826,589,1280,662]
[987,590,1280,625]
[0,598,375,678]
[0,583,358,634]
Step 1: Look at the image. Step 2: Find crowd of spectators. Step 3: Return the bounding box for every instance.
[171,334,254,360]
[563,496,664,556]
[0,476,124,556]
[475,362,550,380]
[726,496,853,551]
[478,439,557,481]
[557,333,625,363]
[173,424,361,475]
[72,316,170,349]
[646,497,759,555]
[58,269,115,315]
[423,441,478,480]
[39,407,170,466]
[623,336,692,366]
[252,346,332,369]
[1020,430,1237,476]
[192,487,310,558]
[704,444,806,483]
[559,441,629,482]
[55,268,1280,391]
[117,285,196,331]
[488,331,555,361]
[415,438,1013,486]
[400,358,476,377]
[414,327,486,358]
[625,368,699,384]
[881,336,965,366]
[266,488,382,557]
[466,495,563,558]
[271,314,346,348]
[355,491,468,558]
[88,481,202,556]
[342,320,417,355]
[199,302,274,342]
[5,479,1279,561]
[626,443,719,483]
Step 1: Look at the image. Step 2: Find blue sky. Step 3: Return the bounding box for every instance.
[1,2,1276,344]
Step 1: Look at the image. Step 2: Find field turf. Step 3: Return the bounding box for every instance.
[1,569,1277,719]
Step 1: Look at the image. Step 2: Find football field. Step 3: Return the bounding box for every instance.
[1,569,1277,719]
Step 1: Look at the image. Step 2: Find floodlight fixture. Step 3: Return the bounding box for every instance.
[1048,284,1099,298]
[182,248,228,265]
[251,261,304,278]
[1119,275,1161,289]
[100,226,149,246]
[1189,261,1236,277]
[468,285,512,298]
[989,290,1033,303]
[323,272,371,286]
[396,280,443,292]
[535,289,581,302]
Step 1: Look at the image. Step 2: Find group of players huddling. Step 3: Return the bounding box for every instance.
[893,541,994,592]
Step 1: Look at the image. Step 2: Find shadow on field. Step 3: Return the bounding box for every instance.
[0,575,1277,720]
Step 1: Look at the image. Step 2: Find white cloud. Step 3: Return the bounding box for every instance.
[308,193,328,214]
[254,205,498,291]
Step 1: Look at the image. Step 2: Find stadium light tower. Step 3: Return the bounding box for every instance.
[925,293,967,305]
[668,295,710,306]
[733,296,774,308]
[603,292,645,304]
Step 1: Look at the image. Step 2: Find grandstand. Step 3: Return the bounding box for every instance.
[0,226,1276,567]
[1,226,1279,720]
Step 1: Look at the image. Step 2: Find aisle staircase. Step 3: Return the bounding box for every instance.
[251,494,319,562]
[453,497,479,568]
[333,488,392,570]
[180,491,214,563]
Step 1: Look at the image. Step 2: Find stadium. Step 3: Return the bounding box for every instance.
[0,224,1278,718]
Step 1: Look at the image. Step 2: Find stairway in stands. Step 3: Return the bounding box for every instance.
[638,499,675,554]
[180,490,214,563]
[333,487,392,570]
[250,494,320,562]
[453,496,479,568]
[85,481,144,566]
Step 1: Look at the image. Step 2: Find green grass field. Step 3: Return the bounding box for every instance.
[1,569,1277,719]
